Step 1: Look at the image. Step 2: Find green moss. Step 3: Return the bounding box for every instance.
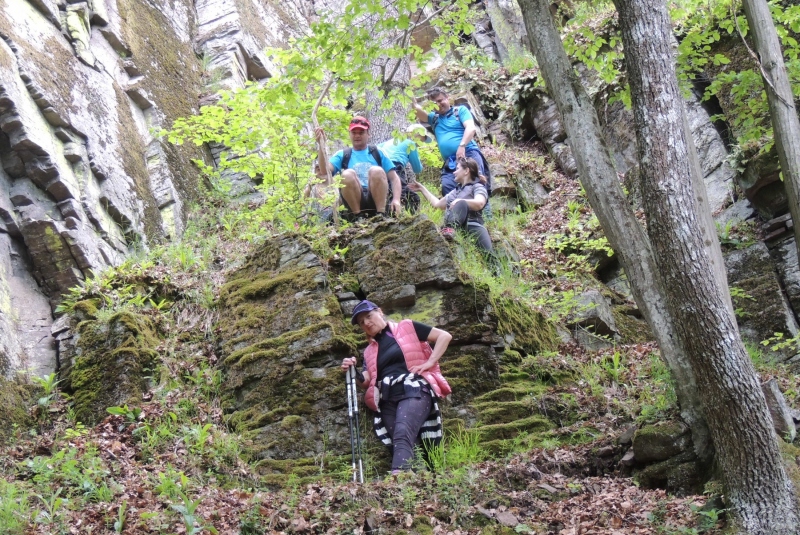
[473,400,531,425]
[473,415,554,441]
[0,376,33,442]
[72,299,99,319]
[473,382,547,403]
[490,296,558,354]
[612,307,653,344]
[66,311,159,423]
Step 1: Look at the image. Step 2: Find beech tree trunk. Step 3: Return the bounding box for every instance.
[613,0,800,532]
[515,0,711,459]
[741,0,800,262]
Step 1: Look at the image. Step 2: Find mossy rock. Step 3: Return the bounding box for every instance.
[634,451,705,496]
[473,400,532,425]
[0,375,33,442]
[611,306,653,344]
[218,235,360,465]
[489,295,558,355]
[64,311,159,423]
[473,414,554,442]
[473,381,548,403]
[633,421,691,463]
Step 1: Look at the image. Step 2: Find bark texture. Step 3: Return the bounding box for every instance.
[613,0,800,532]
[515,0,711,458]
[742,0,800,262]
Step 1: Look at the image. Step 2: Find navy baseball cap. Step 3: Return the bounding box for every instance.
[351,300,379,324]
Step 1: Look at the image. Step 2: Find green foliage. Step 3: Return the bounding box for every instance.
[32,373,60,415]
[729,285,755,318]
[107,404,143,423]
[165,0,474,232]
[673,0,800,160]
[423,426,486,472]
[0,479,29,535]
[171,489,218,535]
[761,331,800,353]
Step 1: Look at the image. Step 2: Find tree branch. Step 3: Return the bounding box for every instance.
[732,0,794,108]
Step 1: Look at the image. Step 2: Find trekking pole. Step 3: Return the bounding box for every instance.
[345,364,357,482]
[346,365,364,483]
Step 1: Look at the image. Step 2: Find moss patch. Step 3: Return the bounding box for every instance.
[64,311,159,423]
[0,375,33,442]
[489,296,558,355]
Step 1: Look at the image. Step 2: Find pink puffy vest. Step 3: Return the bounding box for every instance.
[362,319,452,411]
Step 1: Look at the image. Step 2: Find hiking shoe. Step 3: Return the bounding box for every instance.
[440,227,455,242]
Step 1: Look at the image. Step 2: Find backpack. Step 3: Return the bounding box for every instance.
[341,145,383,170]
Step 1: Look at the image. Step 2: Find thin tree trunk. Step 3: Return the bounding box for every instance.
[515,0,711,459]
[613,0,799,531]
[741,0,800,262]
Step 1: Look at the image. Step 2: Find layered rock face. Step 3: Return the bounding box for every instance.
[217,221,558,481]
[0,0,311,378]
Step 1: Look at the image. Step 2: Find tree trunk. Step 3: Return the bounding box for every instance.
[363,4,414,142]
[515,0,710,459]
[741,0,800,262]
[613,0,800,531]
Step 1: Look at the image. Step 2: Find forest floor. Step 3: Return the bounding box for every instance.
[2,114,796,535]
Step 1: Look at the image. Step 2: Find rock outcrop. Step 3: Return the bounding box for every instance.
[216,219,559,482]
[0,0,312,380]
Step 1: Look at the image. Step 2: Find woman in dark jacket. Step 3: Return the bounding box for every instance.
[342,300,452,473]
[409,157,493,252]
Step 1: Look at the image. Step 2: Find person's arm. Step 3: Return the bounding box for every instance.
[408,181,447,209]
[388,169,402,213]
[315,128,340,176]
[408,145,423,174]
[455,109,477,160]
[341,357,370,390]
[411,97,429,123]
[450,191,486,211]
[408,327,452,375]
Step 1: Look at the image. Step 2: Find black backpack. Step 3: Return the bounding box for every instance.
[341,145,383,170]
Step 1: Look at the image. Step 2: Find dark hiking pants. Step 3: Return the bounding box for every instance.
[379,393,433,471]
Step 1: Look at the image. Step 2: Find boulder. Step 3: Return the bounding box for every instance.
[769,237,800,323]
[634,451,704,496]
[724,242,799,361]
[513,174,549,210]
[633,421,692,463]
[61,310,159,423]
[565,289,618,341]
[217,235,358,463]
[345,218,499,345]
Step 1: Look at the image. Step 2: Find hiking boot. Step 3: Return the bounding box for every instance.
[440,227,455,242]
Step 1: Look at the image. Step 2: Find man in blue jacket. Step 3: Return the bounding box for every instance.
[412,87,491,196]
[316,116,402,218]
[377,124,431,212]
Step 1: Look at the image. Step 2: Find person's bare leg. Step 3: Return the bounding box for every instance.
[368,166,388,213]
[340,171,362,214]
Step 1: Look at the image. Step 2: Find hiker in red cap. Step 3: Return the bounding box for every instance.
[316,116,402,220]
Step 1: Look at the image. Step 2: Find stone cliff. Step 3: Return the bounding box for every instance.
[0,0,311,378]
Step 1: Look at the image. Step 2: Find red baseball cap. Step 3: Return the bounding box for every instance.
[349,116,370,131]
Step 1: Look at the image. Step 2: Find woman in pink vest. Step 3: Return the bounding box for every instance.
[342,300,453,473]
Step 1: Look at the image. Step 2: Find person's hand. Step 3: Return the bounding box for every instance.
[315,127,326,141]
[449,198,463,207]
[390,199,402,215]
[408,181,422,192]
[341,357,357,371]
[409,360,434,375]
[456,145,466,160]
